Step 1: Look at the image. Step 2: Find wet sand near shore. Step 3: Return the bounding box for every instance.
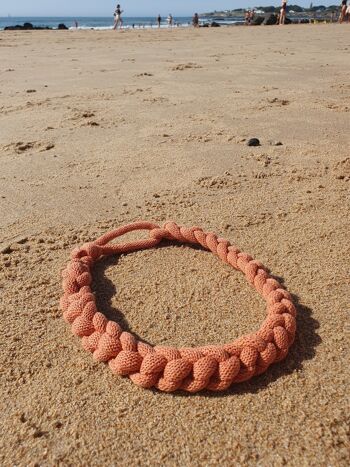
[0,25,349,466]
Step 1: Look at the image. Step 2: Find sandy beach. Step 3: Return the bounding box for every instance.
[0,24,349,465]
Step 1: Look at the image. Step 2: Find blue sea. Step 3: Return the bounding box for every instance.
[0,16,244,31]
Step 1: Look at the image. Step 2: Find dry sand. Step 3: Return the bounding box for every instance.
[0,25,349,466]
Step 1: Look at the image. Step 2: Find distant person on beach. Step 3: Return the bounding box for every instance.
[167,14,173,27]
[157,15,162,28]
[192,13,199,28]
[74,20,78,29]
[113,4,123,30]
[279,0,287,25]
[339,0,347,22]
[245,10,251,25]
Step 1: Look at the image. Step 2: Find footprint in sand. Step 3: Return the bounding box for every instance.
[267,98,290,106]
[196,172,240,190]
[81,111,95,118]
[15,142,36,153]
[135,72,154,77]
[171,63,203,71]
[326,102,349,112]
[85,121,100,127]
[4,141,55,154]
[333,158,350,181]
[123,87,151,95]
[258,98,290,111]
[69,111,96,123]
[143,96,168,104]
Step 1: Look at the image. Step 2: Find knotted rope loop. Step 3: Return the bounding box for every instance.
[60,221,297,393]
[72,222,162,262]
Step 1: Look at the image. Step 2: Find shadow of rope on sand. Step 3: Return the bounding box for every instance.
[92,250,321,397]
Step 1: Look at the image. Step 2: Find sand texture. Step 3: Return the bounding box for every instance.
[0,25,349,466]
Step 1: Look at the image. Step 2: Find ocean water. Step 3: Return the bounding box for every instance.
[0,16,244,31]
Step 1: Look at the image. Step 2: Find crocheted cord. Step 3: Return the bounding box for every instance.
[60,221,297,393]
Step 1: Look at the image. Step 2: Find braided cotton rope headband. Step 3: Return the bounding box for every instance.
[60,221,297,393]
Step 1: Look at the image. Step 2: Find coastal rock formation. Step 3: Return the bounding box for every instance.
[263,14,279,25]
[5,22,50,30]
[252,16,265,26]
[4,22,68,30]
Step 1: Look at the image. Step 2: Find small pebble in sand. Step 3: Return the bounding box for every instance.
[247,138,260,147]
[26,89,37,93]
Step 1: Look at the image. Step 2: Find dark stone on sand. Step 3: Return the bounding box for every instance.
[58,23,69,30]
[247,138,261,147]
[210,22,221,27]
[252,16,264,26]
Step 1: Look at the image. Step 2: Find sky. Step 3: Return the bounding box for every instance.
[0,1,335,17]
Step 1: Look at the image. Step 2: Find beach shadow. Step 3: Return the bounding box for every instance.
[92,246,321,397]
[197,297,321,398]
[92,255,146,342]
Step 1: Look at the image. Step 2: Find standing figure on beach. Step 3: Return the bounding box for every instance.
[157,15,162,28]
[339,0,347,22]
[279,0,287,25]
[167,14,173,27]
[113,4,123,30]
[192,13,199,28]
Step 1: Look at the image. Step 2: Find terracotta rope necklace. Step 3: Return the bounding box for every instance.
[60,221,297,393]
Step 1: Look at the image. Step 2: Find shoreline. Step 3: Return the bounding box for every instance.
[1,20,345,32]
[1,12,345,31]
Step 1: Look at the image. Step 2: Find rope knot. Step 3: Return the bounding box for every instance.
[72,242,102,261]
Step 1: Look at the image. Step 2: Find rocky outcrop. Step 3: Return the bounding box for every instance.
[4,22,69,30]
[5,22,50,30]
[263,14,279,25]
[252,16,265,26]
